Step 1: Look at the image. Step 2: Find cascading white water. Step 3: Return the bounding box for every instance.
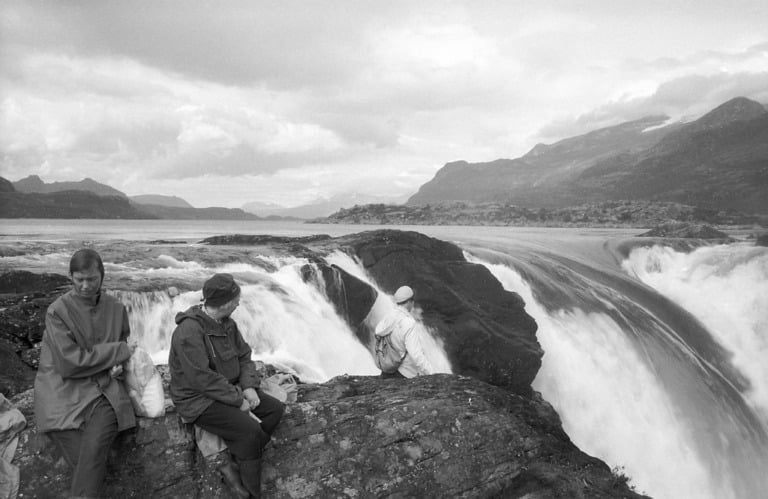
[622,243,768,424]
[114,250,451,383]
[466,246,768,499]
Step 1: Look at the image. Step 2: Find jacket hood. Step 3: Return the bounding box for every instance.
[374,308,414,337]
[174,305,208,325]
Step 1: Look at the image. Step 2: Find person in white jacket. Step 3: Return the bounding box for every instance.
[374,286,434,378]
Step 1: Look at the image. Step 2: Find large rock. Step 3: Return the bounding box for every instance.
[11,375,646,498]
[0,271,70,395]
[638,222,732,240]
[324,230,542,396]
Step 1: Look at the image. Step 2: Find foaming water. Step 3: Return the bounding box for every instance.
[622,243,768,422]
[114,260,380,382]
[465,248,768,499]
[113,252,452,383]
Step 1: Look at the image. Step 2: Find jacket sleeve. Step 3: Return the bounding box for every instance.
[402,323,434,376]
[233,324,260,390]
[45,309,131,379]
[172,322,244,407]
[121,307,131,342]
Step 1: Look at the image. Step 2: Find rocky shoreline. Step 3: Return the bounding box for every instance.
[1,230,648,498]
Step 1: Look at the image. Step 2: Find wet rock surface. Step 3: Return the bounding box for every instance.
[10,375,646,499]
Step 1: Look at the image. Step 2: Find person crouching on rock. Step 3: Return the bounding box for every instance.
[375,285,435,379]
[169,273,285,499]
[34,248,137,498]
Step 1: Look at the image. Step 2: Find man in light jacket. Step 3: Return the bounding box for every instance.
[34,248,135,498]
[375,285,434,378]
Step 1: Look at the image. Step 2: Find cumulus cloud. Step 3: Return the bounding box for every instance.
[536,42,768,141]
[2,0,768,207]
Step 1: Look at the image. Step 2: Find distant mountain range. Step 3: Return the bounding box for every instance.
[408,97,768,214]
[242,192,410,219]
[1,175,260,220]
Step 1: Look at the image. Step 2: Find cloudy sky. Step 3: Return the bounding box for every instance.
[1,1,767,209]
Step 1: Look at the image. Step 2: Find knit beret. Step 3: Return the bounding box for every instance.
[202,273,241,307]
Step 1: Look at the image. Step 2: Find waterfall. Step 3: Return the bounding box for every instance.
[622,243,768,423]
[465,246,768,499]
[113,257,379,383]
[111,250,452,384]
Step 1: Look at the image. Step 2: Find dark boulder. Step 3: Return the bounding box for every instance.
[0,270,70,295]
[0,270,69,346]
[0,340,36,397]
[756,233,768,247]
[324,230,542,396]
[639,222,732,240]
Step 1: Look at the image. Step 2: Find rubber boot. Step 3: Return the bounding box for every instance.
[218,460,250,499]
[238,458,262,499]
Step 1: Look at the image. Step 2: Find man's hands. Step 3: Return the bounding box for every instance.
[109,364,124,378]
[242,387,261,411]
[111,342,137,379]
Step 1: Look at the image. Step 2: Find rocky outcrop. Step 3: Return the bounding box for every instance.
[638,222,732,240]
[322,230,542,396]
[200,230,543,395]
[0,271,70,396]
[10,375,646,498]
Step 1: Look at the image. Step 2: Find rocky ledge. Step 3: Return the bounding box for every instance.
[10,374,645,498]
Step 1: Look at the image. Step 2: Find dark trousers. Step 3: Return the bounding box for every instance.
[194,389,284,461]
[47,395,119,498]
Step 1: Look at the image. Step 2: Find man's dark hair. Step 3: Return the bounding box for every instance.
[69,248,105,278]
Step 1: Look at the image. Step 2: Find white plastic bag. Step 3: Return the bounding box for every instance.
[124,347,166,418]
[261,373,298,404]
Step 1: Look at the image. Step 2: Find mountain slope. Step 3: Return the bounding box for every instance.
[407,115,673,206]
[0,176,260,220]
[575,98,768,213]
[135,203,260,220]
[130,194,193,208]
[13,175,127,197]
[407,97,768,214]
[0,189,155,219]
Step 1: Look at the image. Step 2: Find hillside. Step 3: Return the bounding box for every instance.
[135,203,260,220]
[0,177,260,220]
[130,194,193,208]
[13,175,127,198]
[0,189,155,219]
[408,97,768,214]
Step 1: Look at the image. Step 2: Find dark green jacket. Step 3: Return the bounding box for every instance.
[168,306,260,421]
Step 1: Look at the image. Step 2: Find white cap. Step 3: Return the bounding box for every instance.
[394,285,414,304]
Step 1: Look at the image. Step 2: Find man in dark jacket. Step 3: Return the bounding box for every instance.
[169,273,284,499]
